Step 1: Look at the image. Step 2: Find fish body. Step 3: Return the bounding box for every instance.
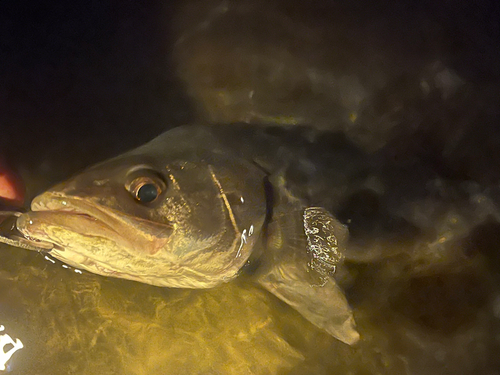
[15,124,363,344]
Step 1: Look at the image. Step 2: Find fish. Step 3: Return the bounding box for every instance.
[9,124,364,345]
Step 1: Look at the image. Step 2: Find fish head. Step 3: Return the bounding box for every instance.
[16,126,268,288]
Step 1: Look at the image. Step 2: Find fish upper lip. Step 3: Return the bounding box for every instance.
[32,192,97,215]
[31,192,123,232]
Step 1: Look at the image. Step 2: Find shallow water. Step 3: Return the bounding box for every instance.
[1,0,499,374]
[1,216,498,374]
[0,246,312,374]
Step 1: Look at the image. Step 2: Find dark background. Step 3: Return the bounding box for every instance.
[0,0,499,190]
[0,0,194,188]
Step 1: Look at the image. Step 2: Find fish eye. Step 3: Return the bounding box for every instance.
[136,181,159,203]
[128,177,162,203]
[125,169,165,204]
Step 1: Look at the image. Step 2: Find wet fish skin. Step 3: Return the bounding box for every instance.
[18,125,268,288]
[15,123,360,344]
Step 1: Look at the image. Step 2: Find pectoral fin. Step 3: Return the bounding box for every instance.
[258,261,359,345]
[257,206,359,345]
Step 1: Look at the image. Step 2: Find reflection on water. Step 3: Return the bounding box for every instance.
[0,245,316,374]
[0,325,23,372]
[1,219,498,374]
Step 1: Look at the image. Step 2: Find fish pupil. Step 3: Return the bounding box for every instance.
[137,183,158,203]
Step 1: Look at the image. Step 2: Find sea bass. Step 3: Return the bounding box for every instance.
[13,124,367,345]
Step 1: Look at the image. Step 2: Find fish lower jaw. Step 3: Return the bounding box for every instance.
[50,248,121,277]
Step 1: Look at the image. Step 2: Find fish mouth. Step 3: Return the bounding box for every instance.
[17,191,175,282]
[0,210,55,252]
[16,191,138,276]
[16,191,221,287]
[30,192,118,227]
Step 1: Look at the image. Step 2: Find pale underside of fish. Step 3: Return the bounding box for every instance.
[0,124,361,345]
